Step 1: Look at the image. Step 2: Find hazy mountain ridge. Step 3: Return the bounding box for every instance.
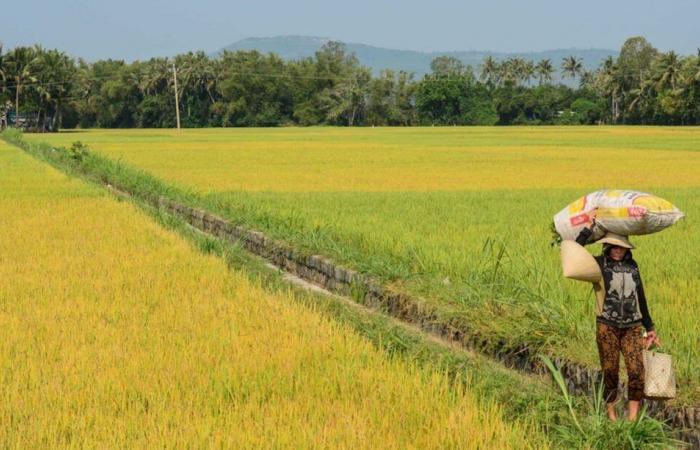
[217,35,618,79]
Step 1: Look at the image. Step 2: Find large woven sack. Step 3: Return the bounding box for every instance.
[643,350,677,400]
[554,190,684,242]
[560,240,602,283]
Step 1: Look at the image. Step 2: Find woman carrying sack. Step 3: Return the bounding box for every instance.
[576,209,661,421]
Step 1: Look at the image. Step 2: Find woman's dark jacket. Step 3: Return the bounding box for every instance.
[576,228,654,331]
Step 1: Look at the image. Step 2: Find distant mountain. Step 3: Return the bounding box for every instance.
[216,36,618,82]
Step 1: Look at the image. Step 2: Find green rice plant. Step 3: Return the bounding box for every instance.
[540,356,681,449]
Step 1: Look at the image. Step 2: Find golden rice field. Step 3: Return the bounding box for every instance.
[0,140,547,448]
[30,127,700,192]
[26,127,700,405]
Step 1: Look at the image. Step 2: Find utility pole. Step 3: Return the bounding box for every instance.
[172,64,181,130]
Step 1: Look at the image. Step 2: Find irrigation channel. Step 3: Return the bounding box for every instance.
[4,134,699,447]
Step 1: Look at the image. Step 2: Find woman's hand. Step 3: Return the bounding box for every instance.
[645,330,661,349]
[588,208,598,226]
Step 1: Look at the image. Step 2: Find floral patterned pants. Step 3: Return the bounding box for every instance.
[596,322,645,402]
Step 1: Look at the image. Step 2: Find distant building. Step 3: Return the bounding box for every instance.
[4,110,55,132]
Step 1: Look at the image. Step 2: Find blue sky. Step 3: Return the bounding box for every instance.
[1,0,698,60]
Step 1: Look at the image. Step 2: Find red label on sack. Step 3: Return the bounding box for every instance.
[627,206,646,218]
[570,213,590,226]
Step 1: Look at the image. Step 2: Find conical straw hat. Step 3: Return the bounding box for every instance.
[560,240,603,283]
[597,232,634,249]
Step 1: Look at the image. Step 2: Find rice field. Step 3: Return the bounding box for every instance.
[0,140,547,448]
[25,126,700,405]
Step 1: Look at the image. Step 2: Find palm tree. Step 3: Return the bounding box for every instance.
[561,55,583,81]
[535,59,554,85]
[605,58,624,123]
[578,70,594,89]
[128,61,147,96]
[480,55,500,87]
[0,44,6,105]
[142,58,170,96]
[32,46,52,127]
[5,46,39,119]
[509,57,525,85]
[0,43,8,128]
[590,56,623,123]
[72,60,99,125]
[36,48,75,130]
[627,79,654,120]
[520,59,535,86]
[176,51,217,104]
[0,43,6,85]
[324,67,371,126]
[205,59,221,104]
[653,51,683,91]
[498,58,518,86]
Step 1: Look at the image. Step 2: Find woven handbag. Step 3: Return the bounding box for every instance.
[643,349,677,400]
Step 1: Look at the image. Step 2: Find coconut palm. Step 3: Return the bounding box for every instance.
[176,51,218,104]
[591,56,624,123]
[31,46,53,126]
[535,59,554,85]
[0,43,6,85]
[653,51,683,91]
[128,61,147,96]
[627,80,654,119]
[578,70,594,89]
[323,67,371,126]
[0,44,6,107]
[509,58,524,85]
[498,58,519,85]
[561,55,583,80]
[142,58,170,96]
[36,48,75,129]
[693,57,700,82]
[0,44,8,128]
[520,59,535,86]
[5,46,39,118]
[606,62,624,123]
[480,55,500,87]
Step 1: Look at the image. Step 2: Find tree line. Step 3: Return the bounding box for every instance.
[0,36,699,130]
